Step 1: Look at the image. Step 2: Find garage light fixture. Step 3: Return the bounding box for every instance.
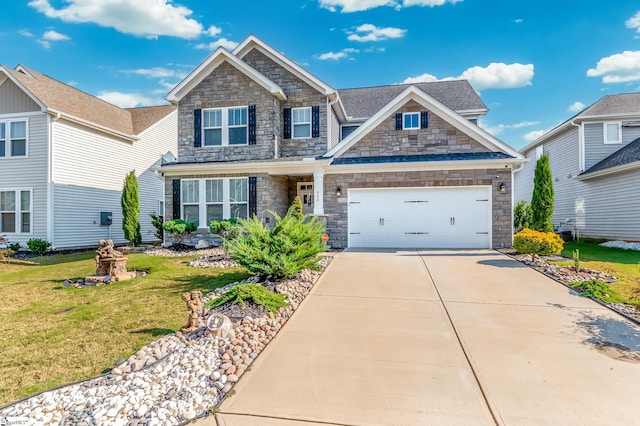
[335,187,342,197]
[498,183,506,193]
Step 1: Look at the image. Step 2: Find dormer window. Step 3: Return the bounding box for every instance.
[604,122,621,144]
[403,112,420,130]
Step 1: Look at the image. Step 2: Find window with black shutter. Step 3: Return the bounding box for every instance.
[172,179,181,219]
[395,112,402,130]
[311,106,320,138]
[283,108,292,139]
[420,111,429,129]
[248,104,256,144]
[193,109,202,147]
[248,177,257,217]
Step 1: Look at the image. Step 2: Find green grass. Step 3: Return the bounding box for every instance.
[0,251,250,406]
[557,241,640,304]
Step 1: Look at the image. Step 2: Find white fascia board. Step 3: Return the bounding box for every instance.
[324,85,524,159]
[325,158,524,175]
[0,66,47,111]
[160,158,332,177]
[233,35,336,97]
[457,108,489,116]
[166,47,286,103]
[577,161,640,181]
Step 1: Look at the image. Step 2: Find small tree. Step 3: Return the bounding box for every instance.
[531,152,554,232]
[291,196,304,220]
[149,211,164,241]
[121,170,142,246]
[513,228,563,262]
[513,200,532,233]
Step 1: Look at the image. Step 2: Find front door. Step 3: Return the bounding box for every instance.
[297,183,314,215]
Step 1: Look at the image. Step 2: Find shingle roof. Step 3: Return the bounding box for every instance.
[127,105,175,134]
[581,137,640,175]
[4,65,173,137]
[578,93,640,117]
[337,80,487,119]
[331,152,513,165]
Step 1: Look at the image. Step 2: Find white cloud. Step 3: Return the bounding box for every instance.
[206,25,222,37]
[318,48,359,61]
[568,101,585,112]
[586,50,640,83]
[524,130,545,142]
[626,11,640,34]
[514,19,523,23]
[319,0,461,12]
[19,29,35,37]
[37,40,51,49]
[28,0,203,39]
[403,62,534,90]
[97,91,159,108]
[347,24,406,42]
[194,38,239,51]
[459,63,534,90]
[403,73,439,84]
[42,30,70,41]
[479,120,539,136]
[122,67,186,79]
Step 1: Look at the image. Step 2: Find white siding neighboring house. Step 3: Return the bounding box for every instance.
[0,65,177,249]
[515,93,640,240]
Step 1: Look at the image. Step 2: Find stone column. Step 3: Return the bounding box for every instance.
[313,170,325,215]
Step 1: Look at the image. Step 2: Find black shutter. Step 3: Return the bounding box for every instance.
[172,179,181,220]
[248,177,257,218]
[194,109,202,147]
[311,105,320,138]
[395,112,402,130]
[421,111,429,129]
[283,108,292,139]
[248,104,257,144]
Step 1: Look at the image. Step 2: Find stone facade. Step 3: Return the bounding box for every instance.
[242,50,328,158]
[322,168,513,249]
[342,100,490,158]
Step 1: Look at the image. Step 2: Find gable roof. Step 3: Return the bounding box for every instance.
[127,105,175,134]
[166,46,286,103]
[579,136,640,179]
[338,80,487,120]
[324,85,523,160]
[233,35,336,97]
[1,65,173,140]
[520,92,640,153]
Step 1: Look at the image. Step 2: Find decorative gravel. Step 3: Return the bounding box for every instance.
[600,240,640,251]
[0,255,331,425]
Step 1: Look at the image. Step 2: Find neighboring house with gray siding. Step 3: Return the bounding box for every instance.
[161,35,525,249]
[0,65,177,249]
[514,93,640,240]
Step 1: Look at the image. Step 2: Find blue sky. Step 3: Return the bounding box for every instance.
[1,0,639,149]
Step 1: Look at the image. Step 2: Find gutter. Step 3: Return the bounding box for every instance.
[577,161,640,181]
[46,108,138,142]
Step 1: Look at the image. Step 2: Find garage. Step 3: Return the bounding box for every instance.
[348,186,492,249]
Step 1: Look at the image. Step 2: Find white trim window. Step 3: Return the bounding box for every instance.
[0,119,28,158]
[182,178,249,227]
[0,189,31,234]
[203,107,247,146]
[604,122,621,144]
[292,107,311,139]
[403,112,419,130]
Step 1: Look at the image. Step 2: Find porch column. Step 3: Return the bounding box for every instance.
[313,170,325,215]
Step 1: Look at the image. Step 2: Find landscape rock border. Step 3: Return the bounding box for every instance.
[0,249,332,425]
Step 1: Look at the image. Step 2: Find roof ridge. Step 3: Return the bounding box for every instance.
[338,79,469,91]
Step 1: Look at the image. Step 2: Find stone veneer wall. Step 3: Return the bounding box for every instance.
[322,168,513,249]
[164,173,291,246]
[177,61,280,163]
[242,49,328,158]
[342,100,490,158]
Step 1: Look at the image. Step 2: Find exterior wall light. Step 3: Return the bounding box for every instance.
[335,187,341,197]
[499,183,506,193]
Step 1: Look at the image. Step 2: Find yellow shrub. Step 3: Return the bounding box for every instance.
[513,228,564,261]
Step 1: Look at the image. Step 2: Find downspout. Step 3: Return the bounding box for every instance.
[570,119,583,172]
[47,111,61,248]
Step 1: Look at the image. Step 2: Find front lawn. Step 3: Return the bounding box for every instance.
[559,240,640,304]
[0,251,249,406]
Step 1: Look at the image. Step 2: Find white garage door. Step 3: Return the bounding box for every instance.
[348,186,492,249]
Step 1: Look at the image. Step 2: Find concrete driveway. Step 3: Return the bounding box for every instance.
[204,249,640,425]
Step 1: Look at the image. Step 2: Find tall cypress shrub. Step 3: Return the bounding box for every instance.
[122,170,142,246]
[531,152,554,233]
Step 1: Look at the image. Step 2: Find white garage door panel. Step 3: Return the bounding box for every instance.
[348,187,491,249]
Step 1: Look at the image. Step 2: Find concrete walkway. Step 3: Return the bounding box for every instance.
[199,249,640,425]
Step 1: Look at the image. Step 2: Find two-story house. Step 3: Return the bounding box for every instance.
[515,93,640,241]
[0,65,177,249]
[162,35,525,249]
